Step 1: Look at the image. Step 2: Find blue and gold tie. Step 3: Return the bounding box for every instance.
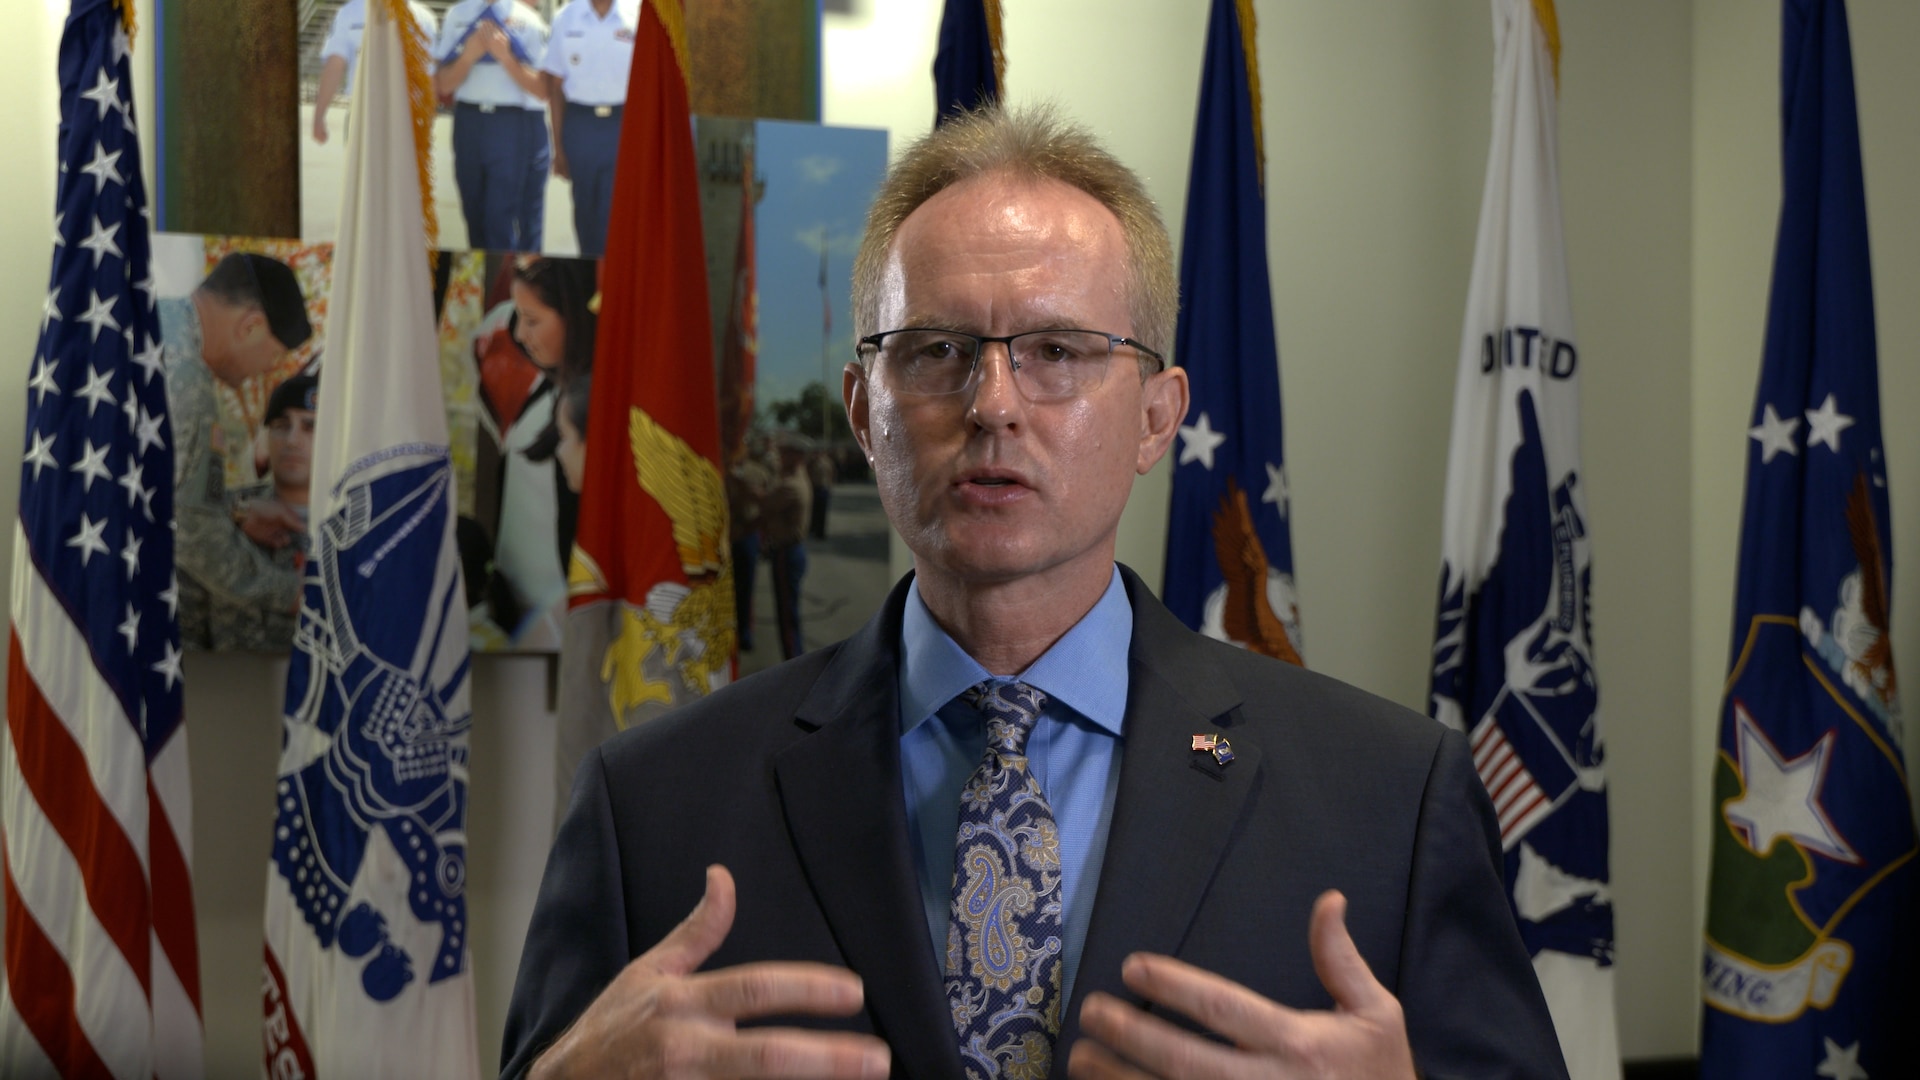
[947,681,1064,1079]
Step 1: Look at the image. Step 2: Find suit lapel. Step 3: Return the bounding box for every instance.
[772,577,963,1079]
[1053,567,1262,1070]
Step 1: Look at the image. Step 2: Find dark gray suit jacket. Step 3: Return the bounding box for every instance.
[501,567,1569,1079]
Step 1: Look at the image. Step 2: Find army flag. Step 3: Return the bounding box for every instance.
[261,2,482,1075]
[1426,3,1620,1077]
[1,2,203,1076]
[558,0,732,805]
[933,0,1003,125]
[1698,2,1916,1076]
[1162,0,1301,666]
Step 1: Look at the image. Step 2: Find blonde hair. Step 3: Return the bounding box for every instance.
[851,103,1178,366]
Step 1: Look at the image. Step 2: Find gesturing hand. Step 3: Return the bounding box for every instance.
[1069,891,1417,1080]
[531,866,891,1080]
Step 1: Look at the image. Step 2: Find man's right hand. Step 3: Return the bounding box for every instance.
[552,148,571,180]
[311,112,329,145]
[530,865,891,1080]
[240,500,305,550]
[466,23,504,61]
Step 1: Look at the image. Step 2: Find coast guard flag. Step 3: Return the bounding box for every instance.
[1,2,203,1076]
[1163,0,1301,666]
[1699,2,1916,1076]
[262,2,481,1075]
[1427,3,1620,1077]
[558,0,732,798]
[933,0,1003,125]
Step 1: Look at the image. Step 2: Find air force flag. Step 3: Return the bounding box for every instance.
[1699,2,1916,1076]
[1427,3,1620,1078]
[262,3,481,1076]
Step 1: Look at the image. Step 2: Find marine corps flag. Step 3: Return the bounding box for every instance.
[262,2,482,1075]
[1427,3,1620,1077]
[559,0,732,799]
[1699,2,1916,1076]
[1163,0,1301,665]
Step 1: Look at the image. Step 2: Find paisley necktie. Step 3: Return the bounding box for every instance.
[946,680,1064,1079]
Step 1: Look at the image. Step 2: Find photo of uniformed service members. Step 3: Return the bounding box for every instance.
[540,0,636,257]
[154,249,317,652]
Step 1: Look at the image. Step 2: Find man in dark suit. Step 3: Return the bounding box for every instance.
[502,105,1568,1080]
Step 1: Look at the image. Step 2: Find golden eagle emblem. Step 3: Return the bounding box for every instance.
[587,406,736,725]
[1211,477,1303,666]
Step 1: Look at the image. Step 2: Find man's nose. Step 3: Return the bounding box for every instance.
[967,342,1025,429]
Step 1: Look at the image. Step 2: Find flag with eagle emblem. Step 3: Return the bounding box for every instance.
[1426,3,1619,1077]
[1699,2,1915,1077]
[557,0,733,808]
[1163,0,1301,666]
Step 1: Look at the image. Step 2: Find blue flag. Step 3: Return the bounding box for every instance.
[932,0,1002,126]
[1162,0,1301,666]
[1699,2,1916,1076]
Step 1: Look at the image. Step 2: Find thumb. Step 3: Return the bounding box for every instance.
[638,864,737,978]
[1308,891,1392,1015]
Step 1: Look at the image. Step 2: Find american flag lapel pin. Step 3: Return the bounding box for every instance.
[1192,732,1234,766]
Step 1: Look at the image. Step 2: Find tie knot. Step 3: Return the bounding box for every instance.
[963,680,1047,756]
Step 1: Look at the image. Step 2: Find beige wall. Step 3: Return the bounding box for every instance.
[2,0,1915,1071]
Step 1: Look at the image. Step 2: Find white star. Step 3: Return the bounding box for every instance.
[42,287,63,332]
[133,269,156,312]
[1723,702,1858,864]
[121,534,142,581]
[1177,412,1227,470]
[1261,462,1290,518]
[28,356,61,405]
[77,290,120,342]
[151,640,182,690]
[121,384,139,429]
[77,365,115,416]
[117,603,140,651]
[78,216,122,268]
[110,27,131,66]
[159,576,178,617]
[134,407,166,457]
[52,212,65,247]
[1816,1038,1868,1080]
[79,143,124,193]
[131,335,163,383]
[23,432,58,481]
[1748,403,1800,464]
[66,514,109,566]
[79,68,122,120]
[1804,393,1855,453]
[70,440,112,492]
[116,456,146,508]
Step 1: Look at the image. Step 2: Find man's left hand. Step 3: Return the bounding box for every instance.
[1069,891,1417,1080]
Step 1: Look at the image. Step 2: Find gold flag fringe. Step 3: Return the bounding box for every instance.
[1234,0,1265,189]
[654,0,693,88]
[379,0,439,265]
[984,0,1007,99]
[1531,0,1562,93]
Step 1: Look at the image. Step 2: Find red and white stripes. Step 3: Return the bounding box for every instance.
[1471,715,1554,850]
[1,541,202,1080]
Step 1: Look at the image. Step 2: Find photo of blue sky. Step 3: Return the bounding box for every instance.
[751,120,889,414]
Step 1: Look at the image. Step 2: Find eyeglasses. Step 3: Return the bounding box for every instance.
[856,329,1165,400]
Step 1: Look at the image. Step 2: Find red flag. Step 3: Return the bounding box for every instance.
[719,138,758,466]
[559,0,733,761]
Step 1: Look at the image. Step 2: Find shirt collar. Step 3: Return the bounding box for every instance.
[898,566,1131,737]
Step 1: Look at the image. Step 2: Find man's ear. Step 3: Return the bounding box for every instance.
[1136,364,1189,475]
[843,361,873,463]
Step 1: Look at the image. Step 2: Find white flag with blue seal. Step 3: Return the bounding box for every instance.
[1427,2,1619,1078]
[261,1,480,1075]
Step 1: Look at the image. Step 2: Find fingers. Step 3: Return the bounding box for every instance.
[639,864,738,978]
[1115,952,1286,1048]
[1075,990,1239,1080]
[684,1027,889,1080]
[1307,891,1392,1015]
[677,962,868,1022]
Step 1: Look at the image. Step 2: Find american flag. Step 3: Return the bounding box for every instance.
[0,2,202,1078]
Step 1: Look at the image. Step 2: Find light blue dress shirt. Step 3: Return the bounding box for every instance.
[434,0,548,109]
[539,0,637,106]
[898,567,1130,1008]
[320,0,439,89]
